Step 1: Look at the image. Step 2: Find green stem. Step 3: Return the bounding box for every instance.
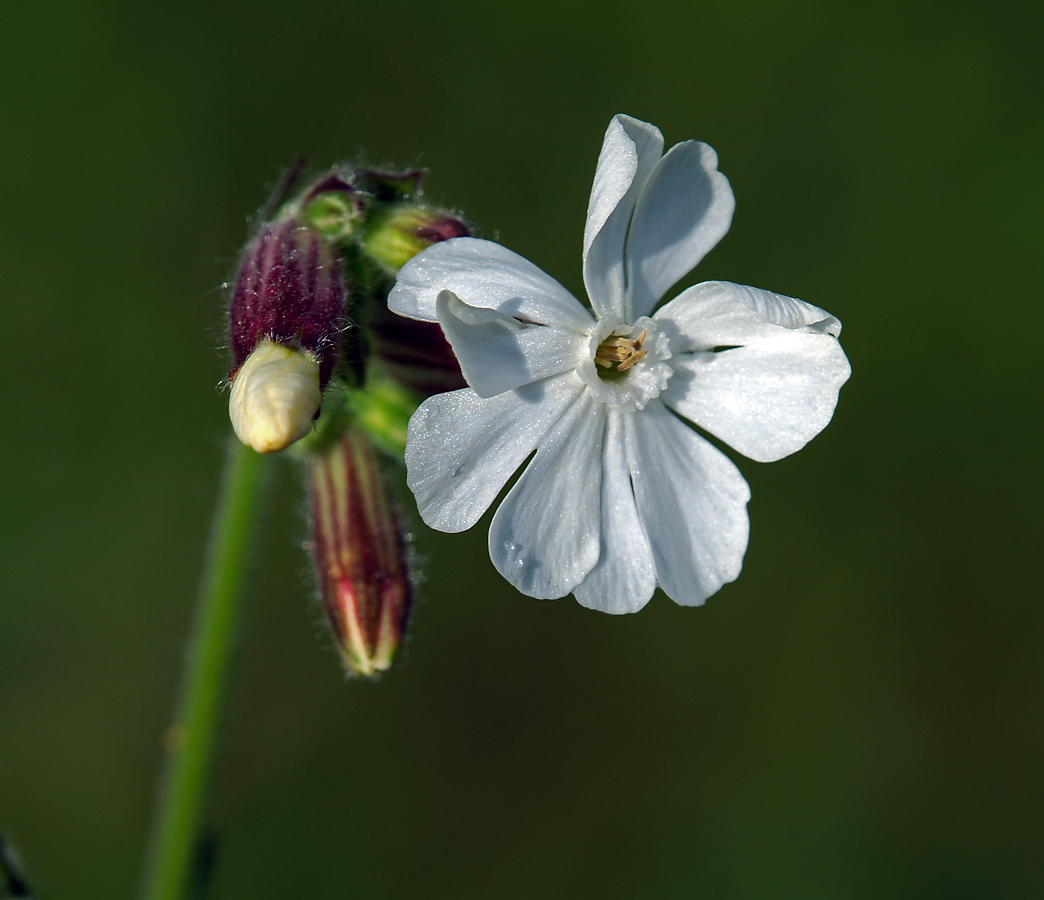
[139,436,267,900]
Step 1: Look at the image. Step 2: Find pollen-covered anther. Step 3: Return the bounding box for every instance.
[229,340,322,453]
[595,329,648,371]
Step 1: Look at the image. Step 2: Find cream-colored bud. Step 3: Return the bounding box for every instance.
[229,341,322,453]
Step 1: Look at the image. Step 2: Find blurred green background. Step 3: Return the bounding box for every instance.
[1,0,1042,897]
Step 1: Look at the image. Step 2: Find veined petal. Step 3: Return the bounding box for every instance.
[662,335,851,463]
[583,115,664,321]
[655,281,841,350]
[389,237,593,331]
[655,280,850,461]
[628,401,750,607]
[625,141,735,319]
[489,392,605,599]
[573,410,656,614]
[405,375,584,533]
[436,291,586,398]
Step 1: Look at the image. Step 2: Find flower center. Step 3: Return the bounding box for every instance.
[594,330,648,376]
[577,317,673,413]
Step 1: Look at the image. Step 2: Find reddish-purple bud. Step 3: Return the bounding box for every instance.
[354,203,470,396]
[228,219,345,390]
[367,302,468,397]
[308,426,412,676]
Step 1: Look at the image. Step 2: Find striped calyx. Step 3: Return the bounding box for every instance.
[308,425,412,676]
[228,218,345,393]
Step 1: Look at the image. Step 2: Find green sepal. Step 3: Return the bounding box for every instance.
[347,372,422,460]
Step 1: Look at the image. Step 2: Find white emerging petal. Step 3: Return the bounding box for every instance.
[583,115,664,321]
[489,391,605,599]
[573,410,657,614]
[229,341,320,454]
[625,141,735,320]
[389,237,593,332]
[656,281,851,462]
[628,401,751,607]
[436,291,586,398]
[405,375,584,533]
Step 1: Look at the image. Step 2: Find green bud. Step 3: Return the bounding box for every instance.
[360,204,469,273]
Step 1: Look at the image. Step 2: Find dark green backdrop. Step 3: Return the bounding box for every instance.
[1,1,1042,897]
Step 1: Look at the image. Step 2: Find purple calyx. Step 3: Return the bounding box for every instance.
[228,219,345,389]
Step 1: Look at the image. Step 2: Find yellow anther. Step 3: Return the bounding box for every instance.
[594,329,648,373]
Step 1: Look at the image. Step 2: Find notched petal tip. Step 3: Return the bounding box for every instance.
[229,340,321,453]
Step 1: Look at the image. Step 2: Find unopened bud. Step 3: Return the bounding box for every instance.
[300,174,367,240]
[230,341,321,453]
[361,204,469,274]
[228,218,345,392]
[308,426,412,676]
[366,302,468,398]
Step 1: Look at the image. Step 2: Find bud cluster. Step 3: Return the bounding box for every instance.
[223,163,470,674]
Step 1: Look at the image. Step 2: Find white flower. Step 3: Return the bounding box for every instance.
[388,115,851,613]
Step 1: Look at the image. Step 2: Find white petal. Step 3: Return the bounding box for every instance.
[655,281,842,350]
[435,291,585,398]
[655,281,850,462]
[582,115,664,321]
[573,410,656,614]
[405,376,584,533]
[489,393,605,599]
[625,141,735,319]
[628,401,750,606]
[389,237,593,331]
[662,336,851,463]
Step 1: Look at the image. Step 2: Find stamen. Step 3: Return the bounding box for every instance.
[594,329,647,373]
[616,349,647,371]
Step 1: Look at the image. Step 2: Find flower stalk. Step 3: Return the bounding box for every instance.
[139,437,267,900]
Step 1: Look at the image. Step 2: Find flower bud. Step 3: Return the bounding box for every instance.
[230,341,321,453]
[228,218,345,393]
[308,426,412,676]
[360,204,469,274]
[299,174,367,240]
[366,302,468,397]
